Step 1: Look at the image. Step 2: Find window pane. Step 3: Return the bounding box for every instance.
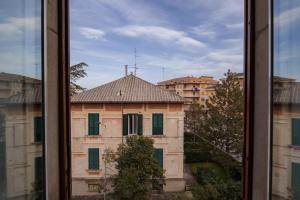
[272,0,300,199]
[0,0,44,199]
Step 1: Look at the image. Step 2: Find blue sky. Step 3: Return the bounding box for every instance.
[274,0,300,80]
[0,0,42,79]
[70,0,245,89]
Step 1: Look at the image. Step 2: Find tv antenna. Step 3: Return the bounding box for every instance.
[134,48,138,76]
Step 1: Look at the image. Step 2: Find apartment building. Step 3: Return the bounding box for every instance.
[0,79,43,199]
[157,76,218,109]
[272,83,300,200]
[71,75,185,196]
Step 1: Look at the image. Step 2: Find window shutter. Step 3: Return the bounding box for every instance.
[154,149,163,168]
[88,113,99,135]
[292,118,300,146]
[292,163,300,199]
[152,114,163,135]
[34,116,43,142]
[123,114,128,136]
[138,114,143,135]
[158,114,163,134]
[35,157,43,181]
[88,148,99,170]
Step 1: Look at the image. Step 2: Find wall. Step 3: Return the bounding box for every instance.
[71,103,185,196]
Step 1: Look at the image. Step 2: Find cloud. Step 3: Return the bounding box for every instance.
[79,27,106,40]
[0,17,40,39]
[275,6,300,28]
[114,25,206,49]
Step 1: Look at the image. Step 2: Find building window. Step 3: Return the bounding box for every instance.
[88,113,100,135]
[88,148,99,170]
[292,162,300,199]
[292,119,300,146]
[34,117,43,142]
[154,148,163,168]
[152,114,163,135]
[123,114,143,135]
[35,157,43,182]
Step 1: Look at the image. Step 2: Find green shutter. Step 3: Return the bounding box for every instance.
[123,114,128,136]
[88,113,99,135]
[34,117,43,142]
[292,163,300,199]
[154,149,163,168]
[292,118,300,146]
[88,148,99,170]
[138,114,143,135]
[35,157,43,181]
[152,114,163,135]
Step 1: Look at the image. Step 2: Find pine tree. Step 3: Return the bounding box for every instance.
[70,62,88,95]
[203,70,243,158]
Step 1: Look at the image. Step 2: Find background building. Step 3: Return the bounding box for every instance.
[71,75,186,196]
[273,82,300,200]
[157,76,218,109]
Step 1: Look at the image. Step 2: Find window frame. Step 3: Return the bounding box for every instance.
[88,113,100,136]
[123,113,143,135]
[152,113,164,135]
[88,148,100,170]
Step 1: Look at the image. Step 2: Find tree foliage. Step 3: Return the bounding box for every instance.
[70,62,88,95]
[113,136,165,200]
[185,70,244,159]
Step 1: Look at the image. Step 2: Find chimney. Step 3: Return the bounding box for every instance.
[125,65,128,76]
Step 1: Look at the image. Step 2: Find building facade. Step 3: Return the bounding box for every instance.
[0,77,43,199]
[157,76,218,109]
[272,83,300,200]
[71,75,185,196]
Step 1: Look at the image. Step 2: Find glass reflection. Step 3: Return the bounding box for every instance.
[272,0,300,200]
[0,0,44,199]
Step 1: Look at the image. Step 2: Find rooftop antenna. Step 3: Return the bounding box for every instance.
[134,48,138,76]
[125,65,128,76]
[162,67,165,80]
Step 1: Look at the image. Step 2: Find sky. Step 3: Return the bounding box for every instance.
[0,0,42,79]
[274,0,300,80]
[70,0,245,89]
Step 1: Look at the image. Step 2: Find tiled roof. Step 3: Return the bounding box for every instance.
[71,75,185,103]
[1,87,42,104]
[0,72,40,83]
[274,83,300,104]
[158,76,218,85]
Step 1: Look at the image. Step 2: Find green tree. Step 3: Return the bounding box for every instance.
[203,70,243,158]
[113,136,165,200]
[70,62,88,95]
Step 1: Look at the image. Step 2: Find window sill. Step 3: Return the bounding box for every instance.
[152,134,165,137]
[289,145,300,150]
[32,141,43,145]
[85,135,101,138]
[86,169,101,174]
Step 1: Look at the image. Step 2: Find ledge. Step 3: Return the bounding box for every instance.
[86,169,101,174]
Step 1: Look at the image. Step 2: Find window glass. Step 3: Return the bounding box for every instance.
[0,0,44,199]
[272,0,300,199]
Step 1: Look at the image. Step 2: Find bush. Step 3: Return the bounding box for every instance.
[192,167,242,200]
[191,184,219,200]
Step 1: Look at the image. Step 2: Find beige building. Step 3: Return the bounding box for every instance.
[0,72,40,100]
[71,75,186,196]
[157,76,218,109]
[0,74,43,199]
[272,82,300,200]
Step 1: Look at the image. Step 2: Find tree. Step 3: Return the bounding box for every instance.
[113,136,165,200]
[203,70,243,158]
[185,70,243,160]
[70,62,88,95]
